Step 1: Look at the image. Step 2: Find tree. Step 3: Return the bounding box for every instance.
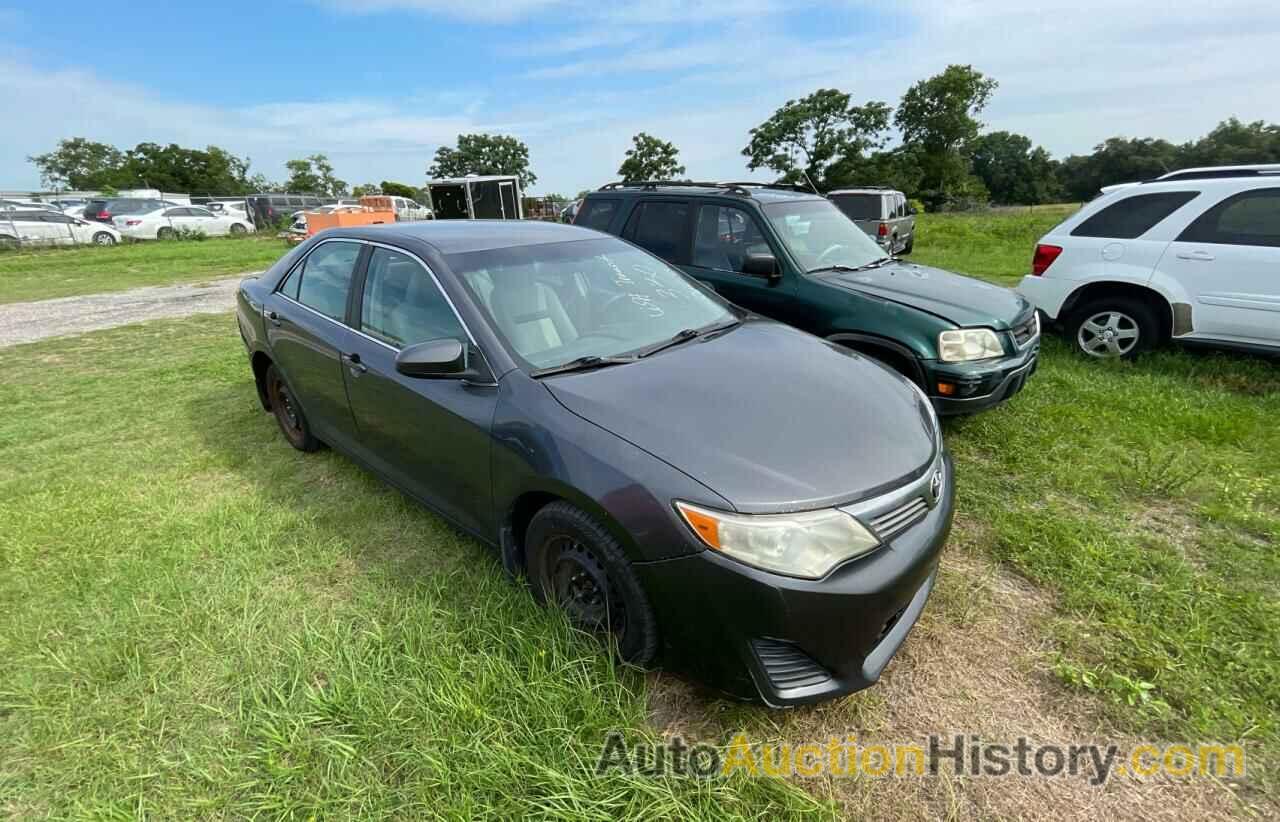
[1181,118,1280,167]
[28,138,129,189]
[428,134,537,190]
[351,183,381,197]
[617,133,686,182]
[121,142,254,194]
[1057,137,1181,201]
[895,65,998,206]
[970,131,1061,204]
[743,89,891,190]
[379,180,417,198]
[284,154,347,196]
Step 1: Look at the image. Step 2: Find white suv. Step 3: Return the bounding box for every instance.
[1018,165,1280,358]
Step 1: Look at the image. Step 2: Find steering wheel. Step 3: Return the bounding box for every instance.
[597,292,637,326]
[816,244,849,266]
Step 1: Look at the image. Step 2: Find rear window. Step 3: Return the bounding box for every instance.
[831,194,883,220]
[625,201,691,264]
[1071,191,1198,239]
[577,198,618,231]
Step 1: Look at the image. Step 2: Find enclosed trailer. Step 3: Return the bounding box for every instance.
[425,175,523,220]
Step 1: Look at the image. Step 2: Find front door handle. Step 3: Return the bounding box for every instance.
[1176,250,1215,261]
[342,352,367,374]
[267,310,282,327]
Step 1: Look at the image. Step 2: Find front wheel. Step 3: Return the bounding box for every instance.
[92,231,116,246]
[526,502,659,666]
[1067,297,1161,359]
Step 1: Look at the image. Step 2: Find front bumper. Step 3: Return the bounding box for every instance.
[923,341,1039,415]
[635,453,955,706]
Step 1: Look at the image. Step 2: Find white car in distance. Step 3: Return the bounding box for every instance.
[114,205,255,240]
[0,210,122,246]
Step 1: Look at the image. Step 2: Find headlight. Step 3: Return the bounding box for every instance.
[675,502,880,579]
[938,328,1004,362]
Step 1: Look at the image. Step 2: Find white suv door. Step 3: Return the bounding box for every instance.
[1159,187,1280,345]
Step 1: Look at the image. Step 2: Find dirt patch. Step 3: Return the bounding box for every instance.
[646,518,1252,819]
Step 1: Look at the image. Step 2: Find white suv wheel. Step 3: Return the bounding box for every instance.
[1077,311,1141,358]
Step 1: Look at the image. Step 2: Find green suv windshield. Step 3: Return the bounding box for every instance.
[764,199,888,272]
[447,237,735,370]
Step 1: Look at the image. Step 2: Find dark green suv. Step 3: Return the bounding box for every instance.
[577,181,1040,414]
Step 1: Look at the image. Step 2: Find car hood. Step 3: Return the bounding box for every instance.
[542,320,938,513]
[824,261,1030,328]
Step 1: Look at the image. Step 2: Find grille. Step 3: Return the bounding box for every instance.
[870,496,929,539]
[752,639,833,691]
[1012,314,1039,348]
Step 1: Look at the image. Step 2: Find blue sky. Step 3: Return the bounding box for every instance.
[2,1,1279,195]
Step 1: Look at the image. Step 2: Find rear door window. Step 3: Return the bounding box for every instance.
[831,194,882,220]
[1071,191,1199,239]
[294,241,362,321]
[1176,188,1280,248]
[576,198,619,231]
[624,200,691,264]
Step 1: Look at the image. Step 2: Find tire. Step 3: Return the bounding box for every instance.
[156,226,174,240]
[265,364,321,452]
[229,223,247,235]
[0,234,16,250]
[92,232,116,246]
[1067,296,1162,360]
[902,236,914,254]
[526,502,659,666]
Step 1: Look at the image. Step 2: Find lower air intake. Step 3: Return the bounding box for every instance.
[751,638,833,691]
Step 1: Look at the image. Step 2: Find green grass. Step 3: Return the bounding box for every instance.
[0,235,290,304]
[0,317,830,819]
[911,203,1078,285]
[2,210,1277,816]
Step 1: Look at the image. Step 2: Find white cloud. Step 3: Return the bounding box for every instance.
[3,1,1279,196]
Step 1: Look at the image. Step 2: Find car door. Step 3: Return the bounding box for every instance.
[340,245,497,535]
[1160,187,1280,344]
[264,239,365,449]
[187,206,228,236]
[682,202,794,317]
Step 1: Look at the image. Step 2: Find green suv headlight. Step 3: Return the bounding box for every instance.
[676,502,881,579]
[938,328,1004,362]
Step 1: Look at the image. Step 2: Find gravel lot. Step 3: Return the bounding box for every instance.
[0,273,255,347]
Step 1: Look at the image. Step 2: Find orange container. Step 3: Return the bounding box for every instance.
[305,209,394,235]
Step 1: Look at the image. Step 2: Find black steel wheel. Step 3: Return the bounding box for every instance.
[266,364,320,452]
[527,502,659,666]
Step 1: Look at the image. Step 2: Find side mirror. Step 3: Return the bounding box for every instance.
[395,338,467,378]
[741,252,780,281]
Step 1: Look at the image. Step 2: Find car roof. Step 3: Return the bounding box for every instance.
[329,219,605,254]
[828,188,900,196]
[590,183,824,205]
[1107,176,1280,196]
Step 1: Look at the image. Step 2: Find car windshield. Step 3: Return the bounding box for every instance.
[764,199,888,272]
[447,237,735,370]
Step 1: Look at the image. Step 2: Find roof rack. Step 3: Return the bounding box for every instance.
[597,180,755,195]
[1145,164,1280,183]
[717,181,816,194]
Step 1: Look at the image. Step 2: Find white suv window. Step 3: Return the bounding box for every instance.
[1070,191,1199,239]
[1176,188,1280,248]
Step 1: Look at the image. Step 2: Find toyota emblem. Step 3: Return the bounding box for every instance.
[928,468,944,506]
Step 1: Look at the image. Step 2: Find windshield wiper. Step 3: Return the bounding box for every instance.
[531,354,637,378]
[634,318,741,359]
[808,257,894,274]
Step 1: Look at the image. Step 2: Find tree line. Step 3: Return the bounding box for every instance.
[28,65,1280,209]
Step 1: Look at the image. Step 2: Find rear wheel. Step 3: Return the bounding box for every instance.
[92,231,116,246]
[0,234,16,250]
[902,236,914,254]
[156,226,174,240]
[1067,297,1161,359]
[526,502,659,666]
[229,223,247,235]
[265,364,321,451]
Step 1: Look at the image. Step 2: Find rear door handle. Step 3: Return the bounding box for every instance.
[342,352,367,374]
[1176,250,1215,261]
